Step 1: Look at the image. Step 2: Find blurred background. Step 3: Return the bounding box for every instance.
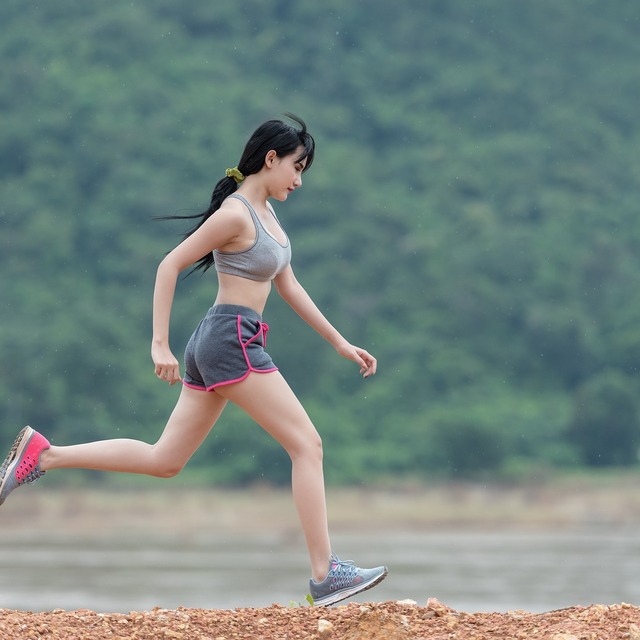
[1,0,640,613]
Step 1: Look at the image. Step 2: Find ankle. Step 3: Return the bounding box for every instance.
[312,557,330,583]
[312,571,328,584]
[38,447,52,471]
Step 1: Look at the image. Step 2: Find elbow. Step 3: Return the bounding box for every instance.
[157,254,182,278]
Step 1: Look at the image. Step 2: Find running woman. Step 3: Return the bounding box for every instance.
[0,114,387,606]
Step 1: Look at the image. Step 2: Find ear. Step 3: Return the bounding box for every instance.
[265,149,278,167]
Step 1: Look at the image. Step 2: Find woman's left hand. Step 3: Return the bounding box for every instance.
[336,342,378,378]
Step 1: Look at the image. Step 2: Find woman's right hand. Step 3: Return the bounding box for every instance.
[151,341,182,385]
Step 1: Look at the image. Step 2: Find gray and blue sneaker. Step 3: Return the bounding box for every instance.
[309,553,388,606]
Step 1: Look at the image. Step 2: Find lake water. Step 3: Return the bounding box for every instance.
[1,527,638,613]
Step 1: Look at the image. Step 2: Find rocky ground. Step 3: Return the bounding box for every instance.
[3,482,640,639]
[2,598,640,640]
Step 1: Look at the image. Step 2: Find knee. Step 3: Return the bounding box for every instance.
[151,464,184,479]
[312,432,324,461]
[292,429,323,464]
[148,448,186,478]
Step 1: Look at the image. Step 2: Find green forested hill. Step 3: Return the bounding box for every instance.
[1,1,639,485]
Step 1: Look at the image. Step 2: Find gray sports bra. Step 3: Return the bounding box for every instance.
[214,194,292,282]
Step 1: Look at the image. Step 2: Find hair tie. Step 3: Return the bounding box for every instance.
[225,167,245,184]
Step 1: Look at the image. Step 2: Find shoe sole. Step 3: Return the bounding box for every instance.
[314,567,389,607]
[0,426,35,505]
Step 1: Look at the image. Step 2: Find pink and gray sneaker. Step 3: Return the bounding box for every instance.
[0,426,50,506]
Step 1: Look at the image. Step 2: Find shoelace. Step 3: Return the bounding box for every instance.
[0,444,19,478]
[21,467,45,485]
[328,558,360,590]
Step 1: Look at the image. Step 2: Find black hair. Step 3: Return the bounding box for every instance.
[162,113,315,275]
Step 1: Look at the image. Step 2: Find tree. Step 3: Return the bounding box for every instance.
[567,371,640,466]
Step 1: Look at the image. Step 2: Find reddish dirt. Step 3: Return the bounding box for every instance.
[2,598,640,640]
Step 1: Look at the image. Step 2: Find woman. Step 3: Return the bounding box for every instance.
[0,114,387,606]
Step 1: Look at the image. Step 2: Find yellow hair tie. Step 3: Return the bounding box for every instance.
[225,167,245,184]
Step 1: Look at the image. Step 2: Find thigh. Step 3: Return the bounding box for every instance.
[154,385,228,464]
[214,371,319,455]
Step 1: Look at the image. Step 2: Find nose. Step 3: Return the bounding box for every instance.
[294,175,302,188]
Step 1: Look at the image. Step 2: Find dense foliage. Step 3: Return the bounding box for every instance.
[2,0,639,485]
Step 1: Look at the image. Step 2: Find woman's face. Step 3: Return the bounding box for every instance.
[267,145,308,201]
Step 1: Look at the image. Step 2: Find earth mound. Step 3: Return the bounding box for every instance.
[2,598,640,639]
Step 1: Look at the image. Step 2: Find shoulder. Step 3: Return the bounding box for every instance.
[202,196,250,233]
[217,195,248,218]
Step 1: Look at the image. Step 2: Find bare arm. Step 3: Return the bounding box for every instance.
[151,205,244,384]
[274,267,377,378]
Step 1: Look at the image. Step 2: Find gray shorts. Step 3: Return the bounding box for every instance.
[183,304,278,391]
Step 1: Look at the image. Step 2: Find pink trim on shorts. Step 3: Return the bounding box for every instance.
[182,314,277,392]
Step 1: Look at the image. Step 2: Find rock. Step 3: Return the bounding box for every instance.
[318,618,333,637]
[425,597,452,617]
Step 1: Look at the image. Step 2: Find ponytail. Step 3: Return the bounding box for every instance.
[156,174,238,274]
[158,113,314,276]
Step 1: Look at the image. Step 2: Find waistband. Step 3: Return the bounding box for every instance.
[208,304,263,322]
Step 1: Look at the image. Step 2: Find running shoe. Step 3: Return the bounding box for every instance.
[0,426,50,506]
[309,553,388,606]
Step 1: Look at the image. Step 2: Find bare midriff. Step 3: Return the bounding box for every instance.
[213,272,273,316]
